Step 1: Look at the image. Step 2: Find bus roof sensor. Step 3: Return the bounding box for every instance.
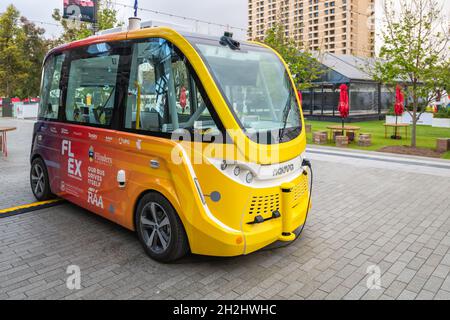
[220,32,240,50]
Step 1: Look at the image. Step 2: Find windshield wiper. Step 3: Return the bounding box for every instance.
[278,89,292,142]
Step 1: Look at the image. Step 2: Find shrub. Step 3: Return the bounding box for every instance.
[434,107,450,118]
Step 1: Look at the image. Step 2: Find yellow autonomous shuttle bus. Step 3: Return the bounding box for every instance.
[31,25,312,262]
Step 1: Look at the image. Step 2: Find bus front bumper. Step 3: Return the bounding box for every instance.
[242,191,311,255]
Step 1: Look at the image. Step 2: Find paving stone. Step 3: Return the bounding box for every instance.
[397,289,417,300]
[423,276,445,294]
[397,268,417,284]
[416,290,435,300]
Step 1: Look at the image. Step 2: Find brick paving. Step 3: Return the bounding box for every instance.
[0,118,449,300]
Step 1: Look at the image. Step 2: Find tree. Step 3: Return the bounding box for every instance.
[374,0,450,147]
[0,5,51,98]
[0,5,27,97]
[52,0,123,43]
[18,17,49,98]
[263,22,323,91]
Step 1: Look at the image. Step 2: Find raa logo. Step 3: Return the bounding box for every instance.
[88,146,94,162]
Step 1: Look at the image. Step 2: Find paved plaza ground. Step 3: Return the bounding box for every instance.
[0,118,449,300]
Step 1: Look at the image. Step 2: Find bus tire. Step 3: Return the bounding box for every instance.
[135,192,189,263]
[30,157,54,201]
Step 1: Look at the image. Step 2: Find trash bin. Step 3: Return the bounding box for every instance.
[1,98,13,117]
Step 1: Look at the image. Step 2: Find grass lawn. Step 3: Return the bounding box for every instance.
[305,120,450,160]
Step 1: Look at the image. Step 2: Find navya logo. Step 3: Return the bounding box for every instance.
[273,164,295,177]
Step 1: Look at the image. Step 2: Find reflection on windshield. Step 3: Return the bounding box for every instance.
[192,39,301,144]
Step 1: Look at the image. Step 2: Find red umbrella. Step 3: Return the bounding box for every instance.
[394,85,404,116]
[393,85,404,138]
[338,84,349,134]
[179,86,187,113]
[297,90,303,105]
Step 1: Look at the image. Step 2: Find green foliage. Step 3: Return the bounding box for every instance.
[262,23,322,91]
[52,0,123,43]
[0,5,26,97]
[18,17,49,98]
[0,1,123,98]
[373,0,450,147]
[0,5,50,98]
[434,107,450,118]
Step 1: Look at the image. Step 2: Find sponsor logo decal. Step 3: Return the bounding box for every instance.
[87,166,104,188]
[62,140,82,180]
[88,133,98,140]
[119,137,130,145]
[87,146,112,166]
[87,188,104,209]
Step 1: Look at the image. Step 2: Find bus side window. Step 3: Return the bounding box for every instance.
[65,46,119,126]
[125,38,170,132]
[124,38,219,136]
[39,54,65,119]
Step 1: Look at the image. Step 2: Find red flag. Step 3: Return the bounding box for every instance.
[338,84,349,118]
[297,90,303,105]
[394,85,404,116]
[179,86,187,112]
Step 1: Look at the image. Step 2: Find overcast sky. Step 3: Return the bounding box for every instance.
[0,0,248,39]
[1,0,449,49]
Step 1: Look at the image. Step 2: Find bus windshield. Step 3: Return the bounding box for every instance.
[187,36,302,144]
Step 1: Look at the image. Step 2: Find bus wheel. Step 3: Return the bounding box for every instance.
[30,157,54,201]
[135,193,189,262]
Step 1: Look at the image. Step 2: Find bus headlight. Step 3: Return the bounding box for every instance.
[245,171,254,184]
[220,160,227,171]
[233,166,241,176]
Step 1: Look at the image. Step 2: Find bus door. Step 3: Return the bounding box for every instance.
[61,42,125,219]
[35,53,66,193]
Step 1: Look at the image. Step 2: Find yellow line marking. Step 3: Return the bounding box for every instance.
[0,199,62,214]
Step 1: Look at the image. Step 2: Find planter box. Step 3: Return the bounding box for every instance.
[335,135,348,147]
[358,133,372,147]
[432,118,450,128]
[436,138,450,152]
[313,131,327,144]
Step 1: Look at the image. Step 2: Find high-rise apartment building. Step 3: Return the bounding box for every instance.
[248,0,375,57]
